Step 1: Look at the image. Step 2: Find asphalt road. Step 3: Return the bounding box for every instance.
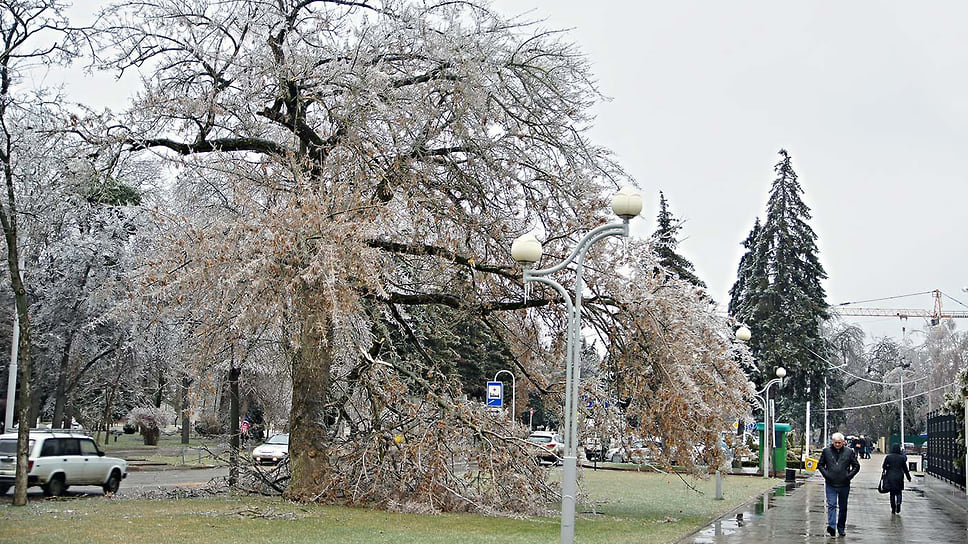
[0,466,229,501]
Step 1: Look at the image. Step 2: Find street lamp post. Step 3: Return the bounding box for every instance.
[713,326,754,500]
[898,360,912,448]
[511,187,642,544]
[750,366,786,478]
[494,369,516,423]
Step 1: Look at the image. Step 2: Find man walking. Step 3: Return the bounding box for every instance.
[817,432,861,537]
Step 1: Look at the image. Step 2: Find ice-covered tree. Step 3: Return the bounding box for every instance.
[651,192,705,290]
[0,0,88,505]
[84,0,754,511]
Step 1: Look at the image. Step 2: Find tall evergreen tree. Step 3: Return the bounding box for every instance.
[728,150,829,420]
[727,218,762,318]
[651,192,706,289]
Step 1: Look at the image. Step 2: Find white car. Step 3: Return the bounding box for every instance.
[0,430,128,496]
[606,439,655,464]
[252,433,289,465]
[527,431,564,464]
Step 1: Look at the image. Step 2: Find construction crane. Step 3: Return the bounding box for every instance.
[832,289,968,325]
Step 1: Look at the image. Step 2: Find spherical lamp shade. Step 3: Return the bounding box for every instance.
[611,186,643,219]
[735,326,751,342]
[511,233,543,265]
[775,367,787,379]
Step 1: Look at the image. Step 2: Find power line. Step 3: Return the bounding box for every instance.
[807,347,926,387]
[826,382,955,412]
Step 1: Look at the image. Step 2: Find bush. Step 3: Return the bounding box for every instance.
[194,412,223,437]
[126,405,176,445]
[122,422,138,434]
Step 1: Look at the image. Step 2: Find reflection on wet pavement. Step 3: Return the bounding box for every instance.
[682,455,967,543]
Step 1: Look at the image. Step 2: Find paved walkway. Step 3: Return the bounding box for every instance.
[681,454,968,543]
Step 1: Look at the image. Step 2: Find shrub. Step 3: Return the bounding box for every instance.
[126,405,176,445]
[122,422,138,434]
[194,412,223,437]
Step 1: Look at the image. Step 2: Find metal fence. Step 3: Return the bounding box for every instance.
[925,411,965,490]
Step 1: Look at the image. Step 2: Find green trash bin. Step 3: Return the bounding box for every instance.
[756,422,792,476]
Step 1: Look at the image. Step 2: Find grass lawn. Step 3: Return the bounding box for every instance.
[0,470,779,543]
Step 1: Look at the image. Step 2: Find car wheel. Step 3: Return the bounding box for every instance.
[43,475,66,497]
[103,470,122,494]
[611,453,624,463]
[0,484,9,495]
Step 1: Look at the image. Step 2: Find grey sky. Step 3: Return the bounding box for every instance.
[491,0,968,342]
[48,0,968,342]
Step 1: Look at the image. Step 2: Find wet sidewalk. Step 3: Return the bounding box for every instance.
[681,454,968,543]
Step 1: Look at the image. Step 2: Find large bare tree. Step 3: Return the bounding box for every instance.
[88,0,752,511]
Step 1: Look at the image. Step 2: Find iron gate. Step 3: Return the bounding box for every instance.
[925,410,966,490]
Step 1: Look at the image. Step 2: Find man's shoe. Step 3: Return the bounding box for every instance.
[827,526,836,536]
[838,529,846,537]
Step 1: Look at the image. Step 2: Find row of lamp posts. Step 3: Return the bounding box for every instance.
[509,188,795,543]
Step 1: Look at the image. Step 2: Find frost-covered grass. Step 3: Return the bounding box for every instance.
[0,471,779,543]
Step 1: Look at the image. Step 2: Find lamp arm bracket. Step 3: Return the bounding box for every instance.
[526,222,627,278]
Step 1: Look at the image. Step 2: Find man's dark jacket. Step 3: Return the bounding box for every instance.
[817,445,861,487]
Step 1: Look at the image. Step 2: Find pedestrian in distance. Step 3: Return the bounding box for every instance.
[818,432,861,537]
[882,442,912,514]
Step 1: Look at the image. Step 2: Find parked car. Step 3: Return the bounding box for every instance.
[606,438,656,464]
[252,433,290,465]
[902,442,918,455]
[583,437,608,462]
[0,430,128,496]
[527,431,564,464]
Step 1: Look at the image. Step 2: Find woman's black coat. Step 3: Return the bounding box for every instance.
[882,452,911,492]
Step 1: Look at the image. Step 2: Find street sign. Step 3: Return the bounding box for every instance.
[486,381,503,407]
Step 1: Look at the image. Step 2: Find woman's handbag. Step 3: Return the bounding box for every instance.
[878,471,890,494]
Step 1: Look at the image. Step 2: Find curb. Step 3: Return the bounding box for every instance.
[127,464,225,472]
[673,479,804,543]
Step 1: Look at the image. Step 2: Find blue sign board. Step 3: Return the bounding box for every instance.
[486,381,503,407]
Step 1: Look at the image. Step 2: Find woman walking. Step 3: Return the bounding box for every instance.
[882,443,912,514]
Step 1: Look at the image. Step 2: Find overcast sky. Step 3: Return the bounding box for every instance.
[488,0,968,343]
[49,0,968,343]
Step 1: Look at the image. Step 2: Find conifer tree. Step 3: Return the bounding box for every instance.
[727,218,762,318]
[728,150,829,419]
[651,192,706,289]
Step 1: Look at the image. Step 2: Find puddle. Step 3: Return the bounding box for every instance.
[692,480,808,541]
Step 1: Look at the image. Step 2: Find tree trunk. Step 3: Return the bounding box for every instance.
[283,301,333,502]
[228,362,240,487]
[180,374,191,444]
[100,359,124,445]
[153,367,167,408]
[50,333,75,429]
[7,251,32,506]
[141,426,160,445]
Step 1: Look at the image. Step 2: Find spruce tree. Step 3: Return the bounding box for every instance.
[651,192,706,289]
[728,150,829,420]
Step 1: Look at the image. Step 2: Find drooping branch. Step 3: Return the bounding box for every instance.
[126,136,289,156]
[364,238,517,279]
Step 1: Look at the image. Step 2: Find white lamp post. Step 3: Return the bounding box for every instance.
[749,364,786,478]
[511,187,642,544]
[493,369,516,423]
[714,326,753,500]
